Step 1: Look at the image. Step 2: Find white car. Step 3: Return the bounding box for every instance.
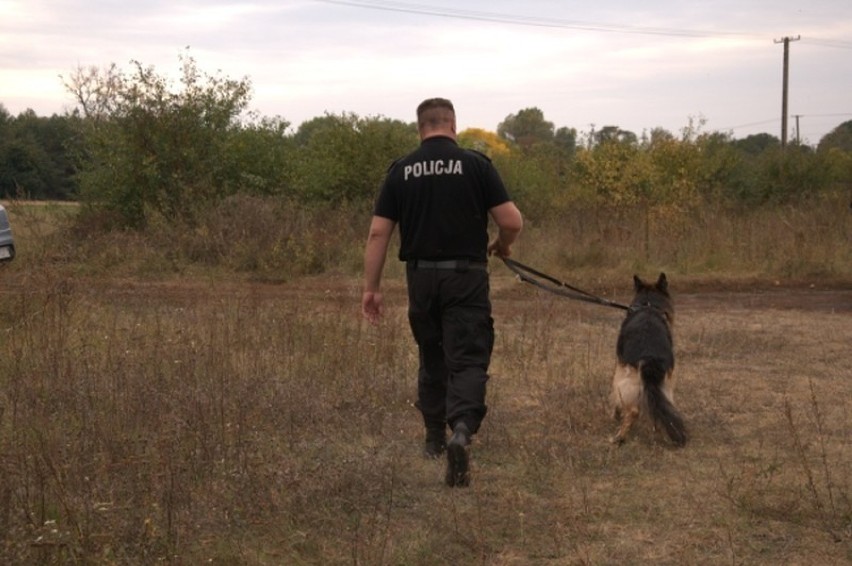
[0,204,15,262]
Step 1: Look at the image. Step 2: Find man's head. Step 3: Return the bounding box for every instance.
[416,98,456,140]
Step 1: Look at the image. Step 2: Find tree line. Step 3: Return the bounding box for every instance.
[1,56,851,228]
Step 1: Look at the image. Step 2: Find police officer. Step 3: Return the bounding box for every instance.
[362,97,523,487]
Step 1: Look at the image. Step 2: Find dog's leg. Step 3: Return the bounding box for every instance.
[611,385,622,421]
[610,406,639,445]
[662,369,676,404]
[610,364,631,421]
[610,364,640,444]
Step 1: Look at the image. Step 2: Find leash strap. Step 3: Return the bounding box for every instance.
[500,257,630,311]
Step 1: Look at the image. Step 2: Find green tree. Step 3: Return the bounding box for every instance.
[646,127,675,146]
[65,54,255,227]
[594,125,637,147]
[692,131,743,200]
[732,133,779,156]
[554,126,578,155]
[0,137,49,198]
[0,110,77,199]
[226,115,295,196]
[571,140,644,206]
[291,113,417,203]
[817,120,852,152]
[497,107,554,150]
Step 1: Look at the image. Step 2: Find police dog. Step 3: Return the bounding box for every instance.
[610,273,687,446]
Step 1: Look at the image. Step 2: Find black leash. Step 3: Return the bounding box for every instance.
[500,257,630,311]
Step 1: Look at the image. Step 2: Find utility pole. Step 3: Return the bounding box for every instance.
[793,114,802,144]
[774,35,800,147]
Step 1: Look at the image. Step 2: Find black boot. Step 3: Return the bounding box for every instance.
[423,427,447,458]
[445,422,471,487]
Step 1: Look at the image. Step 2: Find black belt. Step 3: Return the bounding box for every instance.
[407,259,488,271]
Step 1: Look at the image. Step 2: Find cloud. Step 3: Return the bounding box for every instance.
[1,0,850,141]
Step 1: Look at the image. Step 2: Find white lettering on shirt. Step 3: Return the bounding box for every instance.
[403,159,464,181]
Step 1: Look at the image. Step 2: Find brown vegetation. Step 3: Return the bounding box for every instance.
[0,200,850,564]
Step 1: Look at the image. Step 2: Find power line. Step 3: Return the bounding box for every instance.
[721,114,851,134]
[315,0,850,141]
[800,113,852,119]
[314,0,759,39]
[316,1,852,49]
[721,118,779,131]
[804,37,852,50]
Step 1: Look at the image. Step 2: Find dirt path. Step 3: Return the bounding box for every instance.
[2,270,850,315]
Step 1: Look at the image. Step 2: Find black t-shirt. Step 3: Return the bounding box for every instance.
[373,136,511,262]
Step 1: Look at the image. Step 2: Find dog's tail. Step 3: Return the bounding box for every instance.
[640,359,688,446]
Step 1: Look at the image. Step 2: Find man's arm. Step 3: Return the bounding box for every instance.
[487,201,523,258]
[362,215,397,324]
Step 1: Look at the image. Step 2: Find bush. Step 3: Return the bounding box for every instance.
[68,55,255,227]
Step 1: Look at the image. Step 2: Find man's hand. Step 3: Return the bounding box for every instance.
[488,202,523,258]
[361,291,384,325]
[362,216,395,325]
[488,237,512,258]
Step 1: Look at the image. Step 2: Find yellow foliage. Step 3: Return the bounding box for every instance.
[458,128,513,158]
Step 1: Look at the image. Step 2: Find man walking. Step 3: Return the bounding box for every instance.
[362,98,523,487]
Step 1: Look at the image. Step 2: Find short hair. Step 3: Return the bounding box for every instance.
[417,98,455,130]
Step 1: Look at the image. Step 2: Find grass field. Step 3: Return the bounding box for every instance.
[0,199,850,564]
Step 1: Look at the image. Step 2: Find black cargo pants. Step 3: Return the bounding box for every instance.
[405,261,494,435]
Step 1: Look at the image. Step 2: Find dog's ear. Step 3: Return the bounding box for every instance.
[656,272,668,292]
[633,274,643,290]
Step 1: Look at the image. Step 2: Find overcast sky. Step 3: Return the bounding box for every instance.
[2,0,851,144]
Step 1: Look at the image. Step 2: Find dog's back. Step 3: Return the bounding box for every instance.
[611,273,687,446]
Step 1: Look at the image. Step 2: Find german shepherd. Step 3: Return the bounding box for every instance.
[610,273,687,446]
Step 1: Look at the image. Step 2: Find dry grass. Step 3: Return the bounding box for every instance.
[1,197,850,563]
[513,197,852,288]
[0,265,850,564]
